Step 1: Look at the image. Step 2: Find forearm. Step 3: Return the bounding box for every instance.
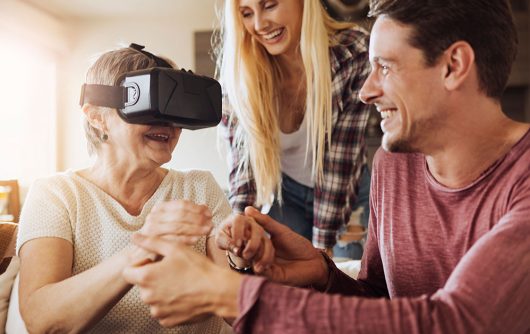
[233,217,530,334]
[234,279,527,334]
[211,269,243,320]
[21,247,133,333]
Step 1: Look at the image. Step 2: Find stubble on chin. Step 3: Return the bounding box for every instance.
[386,140,417,153]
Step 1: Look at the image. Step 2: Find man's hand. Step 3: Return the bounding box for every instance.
[244,207,329,287]
[215,214,275,273]
[123,233,242,328]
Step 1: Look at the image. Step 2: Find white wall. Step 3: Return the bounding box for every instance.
[0,0,68,199]
[0,0,67,53]
[56,2,230,189]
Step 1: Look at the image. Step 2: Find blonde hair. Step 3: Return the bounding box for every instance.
[83,47,174,155]
[216,0,355,206]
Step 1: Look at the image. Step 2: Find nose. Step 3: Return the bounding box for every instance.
[254,12,269,32]
[358,70,381,105]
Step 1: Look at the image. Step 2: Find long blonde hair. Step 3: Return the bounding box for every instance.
[216,0,355,206]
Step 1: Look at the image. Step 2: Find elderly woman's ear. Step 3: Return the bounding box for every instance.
[82,104,108,133]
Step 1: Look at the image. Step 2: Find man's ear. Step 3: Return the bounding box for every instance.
[441,41,475,92]
[82,104,107,132]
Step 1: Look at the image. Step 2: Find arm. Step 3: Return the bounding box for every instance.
[233,212,530,334]
[219,96,257,213]
[312,36,371,249]
[17,177,216,333]
[15,178,137,333]
[19,238,133,333]
[124,186,530,333]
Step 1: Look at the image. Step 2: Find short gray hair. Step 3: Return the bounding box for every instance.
[82,46,175,155]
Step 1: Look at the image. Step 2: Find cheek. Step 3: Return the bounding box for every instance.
[242,20,255,35]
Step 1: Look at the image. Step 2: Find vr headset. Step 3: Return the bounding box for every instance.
[79,43,222,130]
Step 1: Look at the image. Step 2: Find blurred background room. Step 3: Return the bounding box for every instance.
[0,0,528,213]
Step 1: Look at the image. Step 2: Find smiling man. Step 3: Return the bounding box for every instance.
[123,0,530,333]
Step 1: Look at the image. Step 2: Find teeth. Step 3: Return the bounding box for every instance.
[147,133,169,141]
[380,110,396,119]
[264,29,282,40]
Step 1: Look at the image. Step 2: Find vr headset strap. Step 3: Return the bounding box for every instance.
[129,43,172,69]
[79,84,126,109]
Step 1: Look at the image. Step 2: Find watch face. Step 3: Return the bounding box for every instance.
[321,0,370,22]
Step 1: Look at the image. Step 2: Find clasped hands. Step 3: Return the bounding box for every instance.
[122,200,329,327]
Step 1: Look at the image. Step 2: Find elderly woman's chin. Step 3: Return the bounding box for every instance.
[153,151,175,165]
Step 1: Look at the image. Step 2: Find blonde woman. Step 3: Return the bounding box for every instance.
[217,0,371,256]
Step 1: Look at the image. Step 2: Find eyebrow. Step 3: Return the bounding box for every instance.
[372,56,395,64]
[239,0,266,8]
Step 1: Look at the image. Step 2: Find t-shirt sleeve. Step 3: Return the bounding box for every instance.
[16,177,73,254]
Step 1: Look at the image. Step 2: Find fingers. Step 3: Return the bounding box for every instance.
[129,246,160,267]
[130,233,180,258]
[244,206,288,237]
[142,200,213,238]
[240,217,265,260]
[228,215,248,254]
[253,238,274,273]
[152,199,212,216]
[143,212,212,237]
[123,261,152,286]
[215,214,249,255]
[215,224,234,251]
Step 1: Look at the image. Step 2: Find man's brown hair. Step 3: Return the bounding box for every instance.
[369,0,518,99]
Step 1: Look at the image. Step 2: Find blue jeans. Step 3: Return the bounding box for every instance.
[268,165,371,259]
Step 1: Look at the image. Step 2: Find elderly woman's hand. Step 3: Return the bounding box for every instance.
[129,200,214,266]
[215,214,275,274]
[140,199,213,244]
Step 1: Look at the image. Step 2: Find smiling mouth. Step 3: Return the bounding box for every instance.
[263,28,284,41]
[145,133,170,142]
[379,108,398,119]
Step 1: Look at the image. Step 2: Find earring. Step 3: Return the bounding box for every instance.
[101,133,108,141]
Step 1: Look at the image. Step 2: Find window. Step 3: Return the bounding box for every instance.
[0,33,57,186]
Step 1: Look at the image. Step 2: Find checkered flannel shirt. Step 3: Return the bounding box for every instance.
[219,28,371,249]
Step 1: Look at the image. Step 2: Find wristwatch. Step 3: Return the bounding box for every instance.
[226,251,254,275]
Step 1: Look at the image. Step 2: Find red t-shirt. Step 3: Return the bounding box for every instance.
[234,129,530,334]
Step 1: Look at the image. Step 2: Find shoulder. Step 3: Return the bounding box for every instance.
[167,169,220,190]
[166,169,228,211]
[330,27,370,82]
[332,27,369,49]
[330,27,369,60]
[28,171,81,197]
[372,148,423,177]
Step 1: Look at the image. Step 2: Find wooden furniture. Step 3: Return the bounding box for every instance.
[0,180,20,224]
[0,222,17,275]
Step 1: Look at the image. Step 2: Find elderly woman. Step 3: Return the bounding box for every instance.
[14,45,235,333]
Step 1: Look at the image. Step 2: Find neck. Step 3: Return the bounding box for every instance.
[277,50,304,80]
[80,161,167,215]
[425,100,529,188]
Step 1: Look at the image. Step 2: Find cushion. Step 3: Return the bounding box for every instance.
[0,223,17,273]
[5,272,28,334]
[0,257,19,333]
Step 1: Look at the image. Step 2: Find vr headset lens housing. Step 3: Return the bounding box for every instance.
[118,68,222,129]
[79,45,222,130]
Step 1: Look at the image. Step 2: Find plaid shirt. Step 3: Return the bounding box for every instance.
[220,28,371,249]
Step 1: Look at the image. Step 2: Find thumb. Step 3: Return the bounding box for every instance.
[244,206,287,237]
[215,231,237,253]
[132,233,180,257]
